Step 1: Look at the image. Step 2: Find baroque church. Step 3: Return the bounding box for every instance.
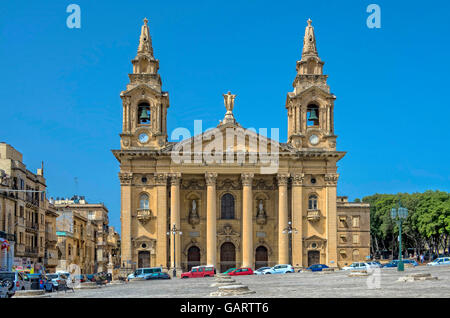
[112,18,370,274]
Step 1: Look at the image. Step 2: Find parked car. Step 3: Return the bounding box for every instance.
[304,264,329,272]
[86,274,96,282]
[427,257,450,266]
[254,267,271,275]
[342,262,369,271]
[403,259,418,266]
[46,272,70,290]
[127,267,162,280]
[366,261,382,268]
[382,260,399,268]
[181,265,215,278]
[262,264,295,274]
[145,272,171,280]
[25,273,53,291]
[228,268,254,276]
[0,271,31,297]
[73,274,87,283]
[221,268,236,274]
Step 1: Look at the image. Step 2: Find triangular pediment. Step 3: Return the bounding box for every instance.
[120,83,164,97]
[287,85,334,101]
[133,235,156,243]
[303,235,327,242]
[171,121,294,156]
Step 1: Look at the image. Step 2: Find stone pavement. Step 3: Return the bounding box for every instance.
[49,266,450,298]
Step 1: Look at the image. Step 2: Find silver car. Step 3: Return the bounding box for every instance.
[427,257,450,266]
[0,271,31,297]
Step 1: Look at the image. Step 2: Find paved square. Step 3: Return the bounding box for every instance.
[49,266,450,298]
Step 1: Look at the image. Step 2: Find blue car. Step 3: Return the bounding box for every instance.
[383,259,418,268]
[382,260,399,268]
[304,264,329,272]
[145,272,171,280]
[25,273,53,292]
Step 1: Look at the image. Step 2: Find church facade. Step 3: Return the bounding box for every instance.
[112,18,370,274]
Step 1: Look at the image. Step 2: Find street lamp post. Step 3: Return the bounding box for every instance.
[167,224,182,277]
[282,221,298,265]
[390,203,408,272]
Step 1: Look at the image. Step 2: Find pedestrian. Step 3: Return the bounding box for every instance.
[420,254,424,264]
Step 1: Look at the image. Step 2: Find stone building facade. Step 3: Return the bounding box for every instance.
[53,197,120,272]
[55,209,96,274]
[43,202,59,272]
[113,19,370,273]
[0,142,47,269]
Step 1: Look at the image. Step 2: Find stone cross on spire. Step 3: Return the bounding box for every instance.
[222,91,236,124]
[138,17,154,56]
[301,18,318,60]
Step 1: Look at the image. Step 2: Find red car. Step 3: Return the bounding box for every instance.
[181,265,215,278]
[227,267,254,276]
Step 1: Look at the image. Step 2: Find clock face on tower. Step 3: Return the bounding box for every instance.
[138,133,149,143]
[309,134,319,145]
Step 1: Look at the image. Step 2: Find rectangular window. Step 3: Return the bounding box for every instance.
[339,216,347,228]
[353,234,359,244]
[352,216,360,228]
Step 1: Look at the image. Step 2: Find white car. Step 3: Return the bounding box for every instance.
[342,262,370,271]
[427,257,450,266]
[254,267,271,275]
[262,264,295,274]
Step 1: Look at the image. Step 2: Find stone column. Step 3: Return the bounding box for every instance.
[277,173,290,264]
[325,173,339,268]
[154,173,168,269]
[241,173,254,268]
[169,173,182,275]
[119,172,133,268]
[205,172,218,267]
[291,173,304,269]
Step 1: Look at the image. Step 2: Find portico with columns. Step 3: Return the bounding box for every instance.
[113,18,371,275]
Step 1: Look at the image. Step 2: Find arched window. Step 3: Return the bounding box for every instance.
[138,102,151,124]
[140,193,149,209]
[307,104,319,127]
[221,193,235,219]
[352,249,360,261]
[308,194,318,210]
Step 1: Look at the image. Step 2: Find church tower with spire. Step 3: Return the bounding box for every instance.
[286,19,337,150]
[119,18,170,150]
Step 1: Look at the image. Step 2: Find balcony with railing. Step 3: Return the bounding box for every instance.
[45,230,58,243]
[15,243,25,256]
[25,220,39,232]
[25,246,39,256]
[307,210,321,222]
[137,208,155,224]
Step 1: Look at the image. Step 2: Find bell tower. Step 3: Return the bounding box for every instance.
[120,18,169,149]
[286,19,337,150]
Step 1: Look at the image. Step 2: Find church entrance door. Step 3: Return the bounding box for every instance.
[138,251,150,268]
[220,242,236,273]
[255,246,268,269]
[187,246,201,271]
[307,250,320,267]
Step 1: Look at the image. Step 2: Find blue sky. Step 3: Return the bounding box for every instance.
[1,1,449,233]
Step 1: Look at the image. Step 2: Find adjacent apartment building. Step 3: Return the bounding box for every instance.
[53,196,121,272]
[0,142,47,270]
